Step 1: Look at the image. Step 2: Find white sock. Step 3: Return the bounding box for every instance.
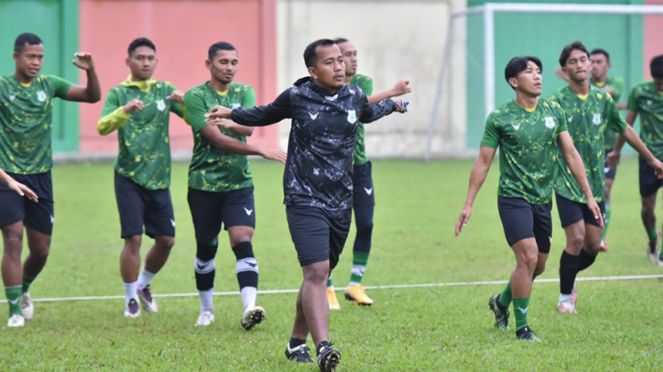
[349,281,361,288]
[137,269,156,289]
[559,293,572,303]
[199,288,214,313]
[241,287,257,310]
[123,281,138,305]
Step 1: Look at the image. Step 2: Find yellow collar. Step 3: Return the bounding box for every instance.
[120,75,156,92]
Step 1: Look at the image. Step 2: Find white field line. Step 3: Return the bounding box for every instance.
[2,274,662,304]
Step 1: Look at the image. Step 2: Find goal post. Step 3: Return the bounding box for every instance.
[426,2,663,161]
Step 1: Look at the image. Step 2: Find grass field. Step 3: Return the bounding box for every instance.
[1,157,662,371]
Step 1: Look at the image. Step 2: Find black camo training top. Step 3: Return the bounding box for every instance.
[231,77,397,210]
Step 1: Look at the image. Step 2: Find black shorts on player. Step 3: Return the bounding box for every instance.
[639,156,663,197]
[0,171,54,235]
[604,150,617,181]
[555,193,606,229]
[497,196,552,254]
[352,161,375,207]
[187,186,256,243]
[115,172,175,239]
[286,206,351,270]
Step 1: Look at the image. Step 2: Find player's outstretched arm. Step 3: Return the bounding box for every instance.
[557,131,603,227]
[206,118,254,136]
[208,89,292,127]
[366,80,411,104]
[607,110,637,167]
[198,126,286,163]
[620,125,663,177]
[0,169,38,202]
[359,97,406,124]
[455,146,496,236]
[63,52,101,103]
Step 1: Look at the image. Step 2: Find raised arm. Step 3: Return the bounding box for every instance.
[557,131,603,227]
[358,95,405,124]
[367,80,411,104]
[206,88,292,127]
[455,146,496,236]
[62,52,101,103]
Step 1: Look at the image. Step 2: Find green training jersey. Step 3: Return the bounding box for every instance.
[591,75,626,151]
[627,81,663,159]
[184,82,256,192]
[97,77,184,190]
[550,86,626,203]
[0,75,72,174]
[349,74,373,166]
[481,99,568,205]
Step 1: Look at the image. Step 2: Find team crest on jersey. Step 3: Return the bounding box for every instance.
[592,113,601,125]
[544,116,555,129]
[156,99,166,111]
[232,103,241,109]
[347,110,357,124]
[36,91,46,102]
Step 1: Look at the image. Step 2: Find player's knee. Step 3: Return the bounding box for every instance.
[196,240,218,262]
[518,250,539,271]
[641,203,655,216]
[156,236,175,251]
[567,233,584,252]
[124,235,142,251]
[3,227,23,247]
[303,262,329,284]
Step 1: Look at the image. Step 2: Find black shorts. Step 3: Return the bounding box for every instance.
[115,173,175,239]
[604,149,618,181]
[555,193,605,229]
[286,206,351,270]
[187,186,256,243]
[497,196,552,254]
[353,161,375,207]
[0,171,54,235]
[639,156,663,197]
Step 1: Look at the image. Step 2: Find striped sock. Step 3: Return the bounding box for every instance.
[349,251,370,284]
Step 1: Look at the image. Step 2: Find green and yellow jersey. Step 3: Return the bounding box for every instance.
[591,75,625,151]
[349,74,373,166]
[0,75,72,174]
[550,86,627,203]
[183,82,256,192]
[481,99,568,204]
[97,76,183,190]
[627,81,663,159]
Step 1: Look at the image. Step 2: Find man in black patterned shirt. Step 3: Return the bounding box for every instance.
[206,38,406,372]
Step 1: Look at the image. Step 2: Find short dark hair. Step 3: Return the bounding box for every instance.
[303,39,336,68]
[333,38,349,44]
[651,55,663,79]
[128,37,156,56]
[590,48,610,62]
[504,56,542,90]
[208,42,236,61]
[559,41,590,67]
[14,33,42,53]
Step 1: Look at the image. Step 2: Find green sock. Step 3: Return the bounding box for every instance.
[5,286,22,317]
[647,227,658,242]
[349,251,370,284]
[513,297,531,331]
[498,281,512,308]
[602,203,612,240]
[327,276,333,289]
[22,274,35,294]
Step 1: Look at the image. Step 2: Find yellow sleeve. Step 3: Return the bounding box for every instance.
[97,107,131,135]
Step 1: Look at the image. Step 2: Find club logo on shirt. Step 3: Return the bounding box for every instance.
[511,122,521,130]
[36,91,46,102]
[347,110,357,124]
[156,99,166,111]
[8,95,15,101]
[544,117,555,129]
[592,113,601,125]
[232,103,241,109]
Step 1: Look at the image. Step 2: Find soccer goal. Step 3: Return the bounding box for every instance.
[425,2,663,161]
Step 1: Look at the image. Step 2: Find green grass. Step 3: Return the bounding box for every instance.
[1,158,662,371]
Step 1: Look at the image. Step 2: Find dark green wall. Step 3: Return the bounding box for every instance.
[0,0,79,154]
[466,0,644,150]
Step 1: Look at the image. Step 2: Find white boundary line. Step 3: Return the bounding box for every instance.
[2,274,661,304]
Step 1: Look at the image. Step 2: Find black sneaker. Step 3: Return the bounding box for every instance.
[285,343,314,363]
[316,342,341,372]
[488,294,510,330]
[123,299,141,318]
[515,326,541,341]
